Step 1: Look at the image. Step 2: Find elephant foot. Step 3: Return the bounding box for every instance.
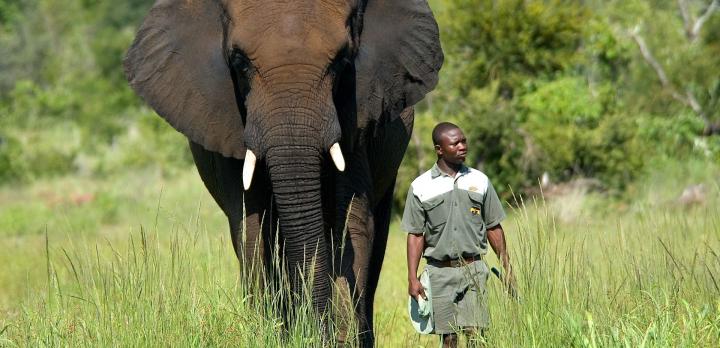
[331,275,376,347]
[359,331,375,348]
[332,276,354,343]
[334,331,374,348]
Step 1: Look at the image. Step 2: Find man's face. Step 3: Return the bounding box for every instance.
[435,127,467,165]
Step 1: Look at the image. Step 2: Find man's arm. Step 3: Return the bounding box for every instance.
[487,223,516,292]
[401,185,427,300]
[407,233,426,299]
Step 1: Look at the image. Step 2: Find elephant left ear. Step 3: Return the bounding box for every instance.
[355,0,443,123]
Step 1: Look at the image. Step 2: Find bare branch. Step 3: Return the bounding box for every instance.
[685,89,710,124]
[691,0,720,41]
[629,26,670,87]
[628,26,710,126]
[678,0,693,38]
[630,5,718,135]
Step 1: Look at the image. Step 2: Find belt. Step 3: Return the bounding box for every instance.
[426,255,482,268]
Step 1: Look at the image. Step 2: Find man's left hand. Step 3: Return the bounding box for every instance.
[503,266,518,299]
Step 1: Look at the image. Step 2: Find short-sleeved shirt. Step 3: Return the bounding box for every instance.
[401,163,506,261]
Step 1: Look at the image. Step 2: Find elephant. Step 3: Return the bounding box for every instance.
[123,0,442,344]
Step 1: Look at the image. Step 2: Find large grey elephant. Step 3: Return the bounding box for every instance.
[124,0,442,344]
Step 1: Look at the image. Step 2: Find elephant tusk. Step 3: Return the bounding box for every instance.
[242,150,256,191]
[329,143,345,172]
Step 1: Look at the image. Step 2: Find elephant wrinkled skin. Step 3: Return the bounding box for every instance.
[124,0,442,344]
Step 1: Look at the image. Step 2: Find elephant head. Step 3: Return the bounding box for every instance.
[124,0,442,315]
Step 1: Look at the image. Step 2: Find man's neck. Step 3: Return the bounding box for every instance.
[436,159,462,177]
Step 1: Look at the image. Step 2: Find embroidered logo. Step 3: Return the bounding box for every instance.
[470,207,480,215]
[469,186,478,192]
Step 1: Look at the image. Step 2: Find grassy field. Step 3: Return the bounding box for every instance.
[0,161,718,347]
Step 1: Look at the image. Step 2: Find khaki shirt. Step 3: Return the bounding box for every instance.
[401,163,506,261]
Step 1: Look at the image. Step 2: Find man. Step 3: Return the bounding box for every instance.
[402,122,515,347]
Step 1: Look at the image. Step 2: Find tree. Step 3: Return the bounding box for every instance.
[624,0,720,135]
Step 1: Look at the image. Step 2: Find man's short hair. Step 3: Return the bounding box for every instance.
[432,122,460,146]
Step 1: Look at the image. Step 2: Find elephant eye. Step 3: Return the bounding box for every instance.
[231,50,254,77]
[330,45,352,75]
[331,45,353,100]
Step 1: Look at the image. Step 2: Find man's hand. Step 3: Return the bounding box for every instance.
[407,233,425,300]
[491,265,519,300]
[503,265,518,299]
[488,224,518,299]
[408,277,427,301]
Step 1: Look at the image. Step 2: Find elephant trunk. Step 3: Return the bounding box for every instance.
[242,70,341,314]
[266,145,331,314]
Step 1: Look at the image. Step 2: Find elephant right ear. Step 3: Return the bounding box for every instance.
[124,0,246,159]
[353,0,443,125]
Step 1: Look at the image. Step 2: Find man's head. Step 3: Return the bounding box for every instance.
[432,122,467,165]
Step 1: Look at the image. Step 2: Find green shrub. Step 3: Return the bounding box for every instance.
[95,109,193,177]
[0,125,82,183]
[635,112,708,156]
[0,132,23,182]
[520,77,643,190]
[438,0,587,94]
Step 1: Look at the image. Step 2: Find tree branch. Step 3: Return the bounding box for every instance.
[691,0,719,42]
[685,89,710,125]
[629,26,710,128]
[629,27,670,87]
[678,0,693,38]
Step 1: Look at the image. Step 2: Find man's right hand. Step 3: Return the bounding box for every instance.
[407,233,426,301]
[408,277,427,301]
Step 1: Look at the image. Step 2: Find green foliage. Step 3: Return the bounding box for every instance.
[451,86,529,194]
[439,0,587,94]
[396,0,720,207]
[520,77,643,189]
[0,0,21,26]
[92,109,193,177]
[1,0,719,206]
[0,76,190,183]
[0,0,189,184]
[521,78,604,174]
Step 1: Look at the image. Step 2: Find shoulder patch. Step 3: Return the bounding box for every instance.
[411,170,453,202]
[457,168,490,194]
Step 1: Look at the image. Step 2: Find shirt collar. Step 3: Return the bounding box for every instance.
[430,162,469,179]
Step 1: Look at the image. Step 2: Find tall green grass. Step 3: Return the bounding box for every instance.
[0,170,335,346]
[0,163,719,346]
[483,193,720,346]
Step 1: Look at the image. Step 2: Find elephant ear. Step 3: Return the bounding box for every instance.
[355,0,443,124]
[124,0,246,159]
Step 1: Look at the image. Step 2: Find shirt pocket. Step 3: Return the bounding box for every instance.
[467,191,485,227]
[422,196,447,231]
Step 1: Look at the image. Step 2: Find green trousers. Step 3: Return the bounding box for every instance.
[426,259,490,334]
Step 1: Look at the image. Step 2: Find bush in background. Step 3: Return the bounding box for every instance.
[1,0,718,212]
[390,0,720,209]
[0,0,190,184]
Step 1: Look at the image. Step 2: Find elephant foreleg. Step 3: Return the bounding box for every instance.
[228,173,274,280]
[364,177,395,333]
[189,141,274,278]
[364,106,414,337]
[333,150,375,346]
